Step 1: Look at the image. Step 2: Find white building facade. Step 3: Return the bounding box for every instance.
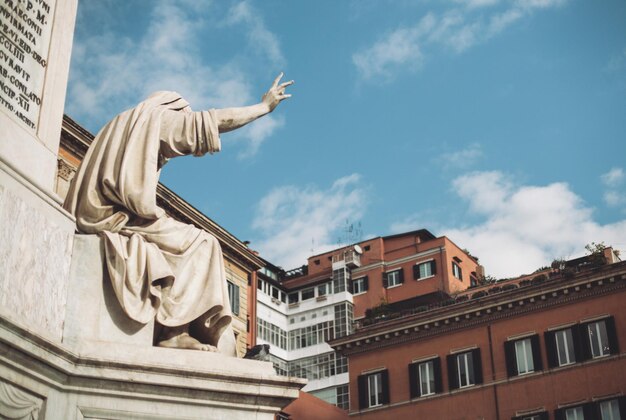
[256,252,361,410]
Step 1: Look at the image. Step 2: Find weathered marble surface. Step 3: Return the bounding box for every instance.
[0,315,305,419]
[63,234,155,348]
[0,166,74,342]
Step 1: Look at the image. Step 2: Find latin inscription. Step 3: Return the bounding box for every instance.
[0,0,55,132]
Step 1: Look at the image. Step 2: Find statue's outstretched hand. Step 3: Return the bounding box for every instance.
[262,72,293,113]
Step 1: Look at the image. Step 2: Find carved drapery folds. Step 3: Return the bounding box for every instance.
[0,380,43,420]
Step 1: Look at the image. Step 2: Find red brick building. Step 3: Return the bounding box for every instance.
[331,251,625,420]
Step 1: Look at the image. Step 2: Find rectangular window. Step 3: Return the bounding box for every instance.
[457,352,475,388]
[452,262,463,280]
[555,329,575,366]
[565,406,584,420]
[515,338,535,374]
[448,349,482,390]
[414,260,436,280]
[353,276,368,295]
[505,335,542,377]
[280,291,286,303]
[600,399,621,420]
[419,360,435,396]
[368,373,383,408]
[318,283,328,297]
[358,370,389,409]
[385,269,403,288]
[587,320,610,358]
[288,292,299,304]
[271,287,279,299]
[227,281,239,315]
[301,287,315,301]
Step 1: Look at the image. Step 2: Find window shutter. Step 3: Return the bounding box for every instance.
[398,268,404,284]
[447,355,458,390]
[530,335,543,371]
[504,340,517,377]
[363,275,369,291]
[382,272,388,288]
[234,285,240,315]
[605,316,620,354]
[472,348,483,384]
[544,330,558,368]
[408,363,419,398]
[554,408,565,420]
[458,266,463,280]
[413,264,420,280]
[431,260,437,275]
[357,375,368,409]
[347,278,353,294]
[381,369,390,405]
[619,396,626,420]
[572,324,588,362]
[433,357,443,393]
[582,403,595,419]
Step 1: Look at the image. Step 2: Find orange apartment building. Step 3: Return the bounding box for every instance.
[331,250,625,420]
[254,229,482,410]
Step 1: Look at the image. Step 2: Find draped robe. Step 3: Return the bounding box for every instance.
[64,92,231,347]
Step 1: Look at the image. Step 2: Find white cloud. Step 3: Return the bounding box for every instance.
[437,143,484,170]
[353,0,567,80]
[252,174,367,269]
[226,1,285,67]
[66,0,284,158]
[393,171,626,278]
[601,168,624,187]
[601,168,626,208]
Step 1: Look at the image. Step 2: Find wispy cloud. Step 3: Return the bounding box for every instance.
[436,142,484,170]
[252,174,367,269]
[353,0,567,81]
[66,0,284,158]
[391,171,626,278]
[601,167,626,208]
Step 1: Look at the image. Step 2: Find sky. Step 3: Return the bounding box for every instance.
[65,0,626,279]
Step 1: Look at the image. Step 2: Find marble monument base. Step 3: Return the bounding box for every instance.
[1,315,304,419]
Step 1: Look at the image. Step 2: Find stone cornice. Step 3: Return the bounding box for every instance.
[60,115,263,272]
[332,263,626,355]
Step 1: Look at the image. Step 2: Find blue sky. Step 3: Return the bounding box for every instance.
[65,0,626,278]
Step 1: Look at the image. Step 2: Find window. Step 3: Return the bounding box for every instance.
[227,281,239,316]
[547,317,619,368]
[271,287,279,300]
[318,283,329,297]
[357,370,389,409]
[599,398,622,420]
[546,327,578,368]
[383,269,403,288]
[353,276,369,295]
[452,262,463,280]
[587,320,610,358]
[409,358,442,398]
[565,406,584,420]
[504,335,542,377]
[512,413,549,420]
[301,287,315,301]
[288,292,299,304]
[280,291,286,303]
[414,260,436,280]
[447,349,482,390]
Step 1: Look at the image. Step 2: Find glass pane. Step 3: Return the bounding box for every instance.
[556,329,574,365]
[600,399,620,420]
[515,339,534,374]
[565,407,583,420]
[589,321,610,358]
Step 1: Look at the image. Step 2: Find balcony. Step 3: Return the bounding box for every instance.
[332,249,361,269]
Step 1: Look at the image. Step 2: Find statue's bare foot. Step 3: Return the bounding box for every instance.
[157,332,217,352]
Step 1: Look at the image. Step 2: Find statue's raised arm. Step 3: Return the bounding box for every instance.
[64,73,294,355]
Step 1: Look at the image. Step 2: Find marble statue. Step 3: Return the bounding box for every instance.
[63,73,293,352]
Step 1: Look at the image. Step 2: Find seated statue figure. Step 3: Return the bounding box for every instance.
[63,74,293,352]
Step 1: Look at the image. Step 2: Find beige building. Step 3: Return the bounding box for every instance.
[56,115,261,357]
